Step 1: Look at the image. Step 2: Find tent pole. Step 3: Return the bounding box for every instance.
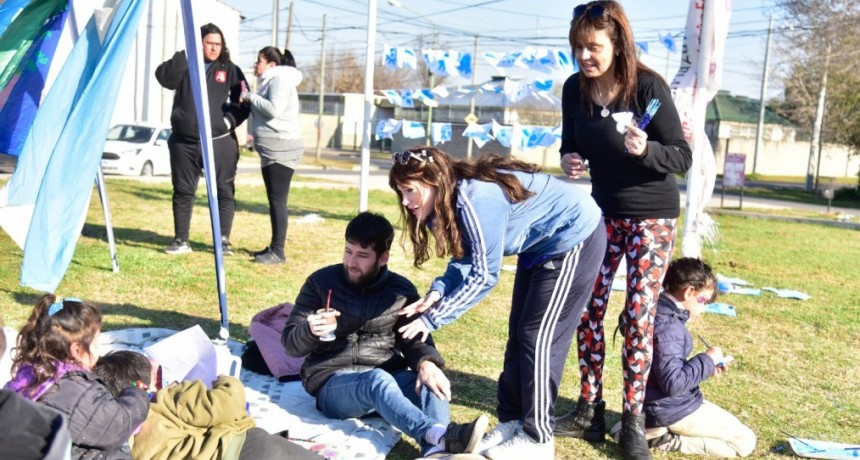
[95,166,120,273]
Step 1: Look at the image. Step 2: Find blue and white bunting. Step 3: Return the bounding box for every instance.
[400,89,414,108]
[375,119,403,139]
[431,122,452,145]
[401,120,426,139]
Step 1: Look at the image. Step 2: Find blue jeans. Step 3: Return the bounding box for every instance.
[317,368,450,453]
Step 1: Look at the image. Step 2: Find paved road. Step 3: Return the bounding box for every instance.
[2,149,854,217]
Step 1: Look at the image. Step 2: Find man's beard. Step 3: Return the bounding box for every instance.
[344,261,380,287]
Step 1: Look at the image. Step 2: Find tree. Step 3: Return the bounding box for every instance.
[773,0,860,184]
[298,39,449,95]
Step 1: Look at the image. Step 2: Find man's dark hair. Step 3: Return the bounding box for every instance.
[93,350,152,397]
[200,22,230,63]
[345,212,394,257]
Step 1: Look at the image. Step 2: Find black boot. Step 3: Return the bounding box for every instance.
[554,397,606,441]
[619,412,652,460]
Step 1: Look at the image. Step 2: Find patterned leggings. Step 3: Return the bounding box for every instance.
[576,217,677,414]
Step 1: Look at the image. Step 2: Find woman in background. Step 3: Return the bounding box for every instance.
[243,47,304,265]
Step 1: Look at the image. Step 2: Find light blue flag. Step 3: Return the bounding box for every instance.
[382,89,402,106]
[401,120,425,139]
[636,41,649,54]
[400,89,414,108]
[383,45,398,69]
[11,0,148,292]
[660,32,677,53]
[456,52,472,79]
[431,122,451,145]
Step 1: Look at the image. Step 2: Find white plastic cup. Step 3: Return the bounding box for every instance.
[310,309,338,342]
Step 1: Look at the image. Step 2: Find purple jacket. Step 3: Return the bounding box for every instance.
[644,293,715,427]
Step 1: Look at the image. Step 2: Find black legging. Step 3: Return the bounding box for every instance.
[261,163,295,258]
[168,134,239,241]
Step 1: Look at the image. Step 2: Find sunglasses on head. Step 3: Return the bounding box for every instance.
[573,1,606,19]
[392,150,433,165]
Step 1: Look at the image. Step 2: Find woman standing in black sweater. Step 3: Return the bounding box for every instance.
[554,2,692,460]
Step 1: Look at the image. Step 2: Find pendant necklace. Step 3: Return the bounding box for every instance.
[597,85,611,118]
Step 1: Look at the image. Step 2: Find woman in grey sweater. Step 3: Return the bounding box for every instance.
[243,47,304,264]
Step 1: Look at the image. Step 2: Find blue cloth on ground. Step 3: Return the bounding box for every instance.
[705,303,737,317]
[763,288,811,301]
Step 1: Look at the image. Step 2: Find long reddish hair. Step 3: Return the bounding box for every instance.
[389,147,538,267]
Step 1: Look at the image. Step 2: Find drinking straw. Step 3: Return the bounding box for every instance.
[697,334,711,348]
[325,289,332,312]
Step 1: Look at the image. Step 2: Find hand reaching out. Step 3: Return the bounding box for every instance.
[399,316,431,343]
[399,291,441,317]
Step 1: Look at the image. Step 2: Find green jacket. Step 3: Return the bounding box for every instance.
[131,376,255,460]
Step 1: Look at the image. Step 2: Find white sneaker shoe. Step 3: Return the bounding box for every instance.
[484,431,554,460]
[476,420,523,454]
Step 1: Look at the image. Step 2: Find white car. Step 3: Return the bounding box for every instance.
[101,123,172,176]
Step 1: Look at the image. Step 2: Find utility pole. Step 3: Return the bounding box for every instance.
[285,0,295,51]
[806,45,829,192]
[752,15,773,175]
[272,0,279,47]
[316,14,327,162]
[424,29,438,146]
[465,35,479,160]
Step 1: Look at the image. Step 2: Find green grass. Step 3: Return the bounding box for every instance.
[1,178,858,459]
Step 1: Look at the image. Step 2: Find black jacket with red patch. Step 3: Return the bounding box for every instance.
[155,51,250,140]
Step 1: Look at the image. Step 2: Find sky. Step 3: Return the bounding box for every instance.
[217,0,784,101]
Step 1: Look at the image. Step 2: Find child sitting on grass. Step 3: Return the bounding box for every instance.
[93,349,318,460]
[4,294,149,460]
[643,257,756,457]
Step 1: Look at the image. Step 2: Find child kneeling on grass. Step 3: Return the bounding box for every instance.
[642,257,756,457]
[93,350,318,460]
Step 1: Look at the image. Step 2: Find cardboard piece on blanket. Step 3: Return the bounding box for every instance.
[144,325,223,388]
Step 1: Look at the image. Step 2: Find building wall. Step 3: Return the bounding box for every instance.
[714,137,859,179]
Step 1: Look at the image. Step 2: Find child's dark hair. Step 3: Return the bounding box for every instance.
[346,212,394,257]
[12,294,102,396]
[93,350,152,397]
[663,257,718,302]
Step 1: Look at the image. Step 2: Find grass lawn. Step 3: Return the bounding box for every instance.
[0,177,858,459]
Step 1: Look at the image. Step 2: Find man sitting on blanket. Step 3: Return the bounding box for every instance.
[283,212,488,459]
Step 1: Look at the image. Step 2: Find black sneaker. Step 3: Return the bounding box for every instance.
[221,237,234,256]
[443,415,489,454]
[251,246,270,257]
[254,249,285,265]
[163,239,192,255]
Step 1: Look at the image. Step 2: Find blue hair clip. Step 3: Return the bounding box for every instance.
[48,299,64,316]
[48,297,82,317]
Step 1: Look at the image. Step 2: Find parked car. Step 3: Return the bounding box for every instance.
[101,123,171,176]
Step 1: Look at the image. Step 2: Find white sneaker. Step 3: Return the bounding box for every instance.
[476,420,523,454]
[484,431,554,460]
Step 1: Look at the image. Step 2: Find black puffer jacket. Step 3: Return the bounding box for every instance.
[283,264,444,396]
[155,51,250,140]
[38,371,149,460]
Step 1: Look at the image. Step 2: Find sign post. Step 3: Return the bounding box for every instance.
[722,153,746,210]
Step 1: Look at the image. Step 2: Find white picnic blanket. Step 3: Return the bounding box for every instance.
[2,327,401,460]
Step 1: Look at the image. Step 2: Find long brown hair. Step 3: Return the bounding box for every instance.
[569,0,663,114]
[12,294,102,395]
[388,146,539,268]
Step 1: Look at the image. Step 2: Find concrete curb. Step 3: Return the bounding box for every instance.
[707,208,860,230]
